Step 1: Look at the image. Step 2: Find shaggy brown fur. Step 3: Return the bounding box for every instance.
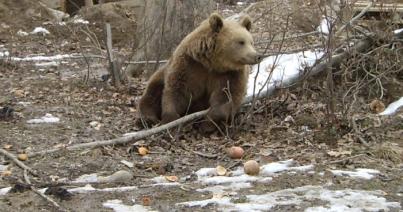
[137,13,261,129]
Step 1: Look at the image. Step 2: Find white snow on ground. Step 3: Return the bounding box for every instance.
[9,54,76,62]
[394,28,403,34]
[317,17,331,34]
[30,27,50,35]
[330,168,380,180]
[247,50,324,97]
[27,113,60,124]
[196,160,312,187]
[379,96,403,116]
[72,173,99,183]
[178,185,401,212]
[0,187,12,196]
[17,30,29,36]
[72,18,90,24]
[0,165,8,172]
[103,200,154,212]
[35,61,59,67]
[0,51,9,57]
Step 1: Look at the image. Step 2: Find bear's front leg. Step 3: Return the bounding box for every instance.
[161,88,190,124]
[136,68,165,128]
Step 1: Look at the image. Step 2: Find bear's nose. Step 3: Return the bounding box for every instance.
[256,54,263,62]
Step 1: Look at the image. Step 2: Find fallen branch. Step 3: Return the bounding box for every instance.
[27,32,380,158]
[0,149,38,176]
[28,110,207,157]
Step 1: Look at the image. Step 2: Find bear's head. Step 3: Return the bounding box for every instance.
[208,13,262,71]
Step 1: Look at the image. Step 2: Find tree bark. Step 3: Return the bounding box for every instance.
[128,0,214,78]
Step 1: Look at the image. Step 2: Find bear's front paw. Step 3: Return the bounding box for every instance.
[161,112,180,124]
[198,121,217,134]
[135,116,159,129]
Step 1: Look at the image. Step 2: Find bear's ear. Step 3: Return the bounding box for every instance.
[209,13,224,33]
[239,15,252,31]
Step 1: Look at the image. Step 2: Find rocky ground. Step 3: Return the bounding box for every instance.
[0,0,402,211]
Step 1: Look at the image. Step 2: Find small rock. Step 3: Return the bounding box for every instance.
[98,170,133,183]
[17,154,28,161]
[244,160,260,176]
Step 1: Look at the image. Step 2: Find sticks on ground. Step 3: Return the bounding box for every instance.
[0,149,37,176]
[0,149,67,211]
[23,170,69,212]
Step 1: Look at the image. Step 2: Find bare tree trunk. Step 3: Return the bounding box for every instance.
[128,0,214,78]
[85,0,93,6]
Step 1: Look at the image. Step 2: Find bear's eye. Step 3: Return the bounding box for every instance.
[238,41,245,45]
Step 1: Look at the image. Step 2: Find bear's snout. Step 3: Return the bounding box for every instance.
[255,54,263,63]
[242,52,262,65]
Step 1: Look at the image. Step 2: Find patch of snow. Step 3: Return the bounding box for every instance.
[0,187,12,196]
[330,168,380,180]
[17,30,29,36]
[30,27,50,35]
[0,51,9,57]
[27,113,60,124]
[72,18,89,24]
[317,18,332,34]
[17,102,32,106]
[247,50,324,97]
[201,174,264,185]
[149,176,181,186]
[394,28,403,34]
[379,97,403,116]
[35,61,59,67]
[260,159,294,175]
[197,182,252,194]
[195,167,217,177]
[11,54,74,62]
[196,160,313,186]
[120,160,134,168]
[103,199,154,212]
[178,186,401,212]
[72,173,99,183]
[0,165,8,172]
[260,159,314,175]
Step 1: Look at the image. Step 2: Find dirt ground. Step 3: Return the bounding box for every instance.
[0,0,402,211]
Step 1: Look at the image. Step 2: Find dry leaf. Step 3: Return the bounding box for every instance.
[138,147,149,156]
[216,165,227,176]
[3,144,12,149]
[142,196,152,206]
[369,99,385,113]
[327,150,352,157]
[1,170,12,177]
[165,175,179,182]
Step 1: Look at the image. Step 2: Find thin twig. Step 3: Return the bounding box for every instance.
[335,1,374,37]
[192,151,218,159]
[0,149,37,176]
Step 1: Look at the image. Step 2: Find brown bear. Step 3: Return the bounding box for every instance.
[137,13,261,129]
